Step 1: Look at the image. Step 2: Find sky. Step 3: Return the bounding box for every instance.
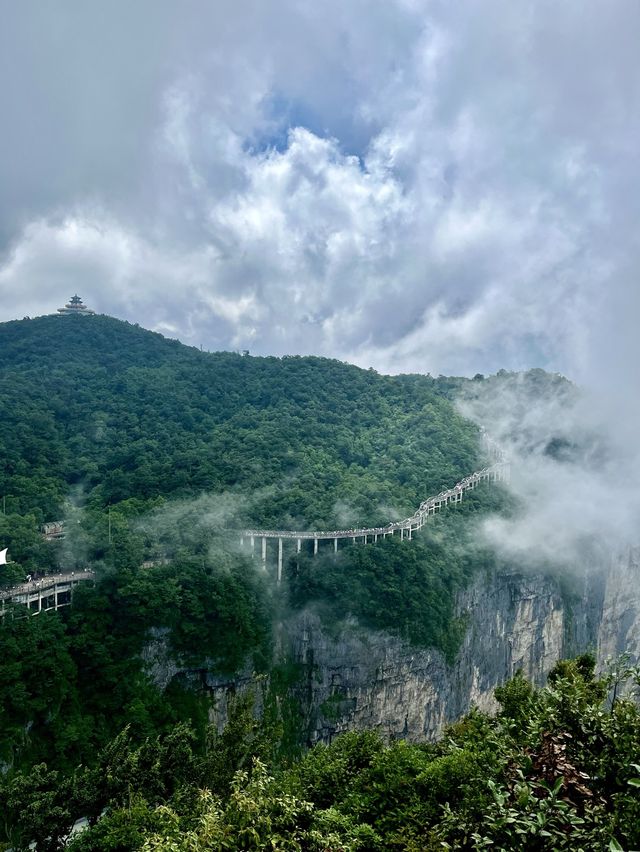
[1,0,639,387]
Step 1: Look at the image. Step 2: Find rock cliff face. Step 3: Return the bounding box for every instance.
[287,569,569,745]
[286,552,638,745]
[142,552,639,745]
[597,547,640,679]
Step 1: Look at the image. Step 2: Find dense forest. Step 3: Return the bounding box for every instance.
[0,314,482,533]
[2,655,638,851]
[0,314,586,848]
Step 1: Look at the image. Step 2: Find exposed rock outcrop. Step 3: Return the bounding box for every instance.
[142,554,639,746]
[597,547,640,676]
[289,569,569,744]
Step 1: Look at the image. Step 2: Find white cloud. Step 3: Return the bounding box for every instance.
[0,0,638,391]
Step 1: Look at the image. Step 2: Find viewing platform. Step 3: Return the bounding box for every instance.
[0,571,94,615]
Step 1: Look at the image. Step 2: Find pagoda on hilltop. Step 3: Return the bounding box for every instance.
[57,295,95,316]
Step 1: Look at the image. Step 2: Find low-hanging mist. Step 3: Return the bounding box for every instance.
[458,370,640,569]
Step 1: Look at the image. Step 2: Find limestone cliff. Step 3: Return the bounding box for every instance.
[142,553,639,745]
[597,547,640,678]
[288,553,638,745]
[288,569,568,745]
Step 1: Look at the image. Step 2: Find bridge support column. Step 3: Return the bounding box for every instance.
[261,537,267,567]
[334,539,338,553]
[408,526,412,540]
[313,538,318,555]
[352,536,356,544]
[297,539,301,553]
[400,528,404,541]
[374,533,378,542]
[250,535,255,556]
[277,538,283,584]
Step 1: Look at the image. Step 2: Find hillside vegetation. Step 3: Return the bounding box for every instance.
[0,314,480,535]
[2,655,639,851]
[0,314,544,847]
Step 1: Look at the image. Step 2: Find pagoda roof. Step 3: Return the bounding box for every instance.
[56,295,95,316]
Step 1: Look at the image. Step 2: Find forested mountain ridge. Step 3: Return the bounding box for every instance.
[0,313,481,530]
[0,312,508,768]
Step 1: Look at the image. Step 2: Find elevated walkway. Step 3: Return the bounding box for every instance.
[241,460,510,582]
[0,571,94,615]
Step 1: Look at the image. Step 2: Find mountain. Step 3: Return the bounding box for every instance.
[0,315,638,850]
[0,313,481,528]
[0,312,507,770]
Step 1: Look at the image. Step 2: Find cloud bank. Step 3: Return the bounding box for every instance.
[1,0,638,388]
[458,370,640,569]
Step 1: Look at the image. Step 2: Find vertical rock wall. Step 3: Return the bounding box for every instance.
[286,554,640,745]
[142,554,639,746]
[288,569,570,744]
[597,546,640,672]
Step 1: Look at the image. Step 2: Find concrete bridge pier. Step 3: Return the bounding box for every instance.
[297,538,301,553]
[277,538,283,584]
[314,538,318,555]
[250,535,255,556]
[261,536,267,567]
[334,538,338,553]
